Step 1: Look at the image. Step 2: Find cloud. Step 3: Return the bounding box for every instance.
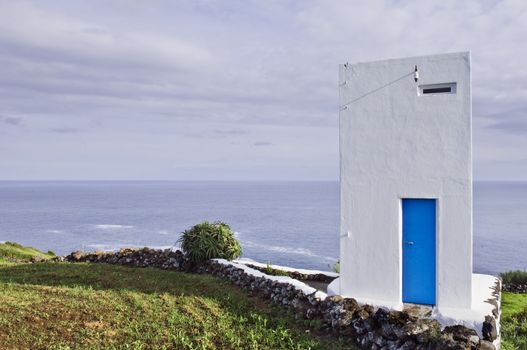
[0,0,526,180]
[0,3,212,72]
[49,127,80,133]
[214,128,246,136]
[1,116,22,126]
[485,108,527,134]
[253,141,272,146]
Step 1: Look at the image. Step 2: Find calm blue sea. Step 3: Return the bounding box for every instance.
[0,181,525,275]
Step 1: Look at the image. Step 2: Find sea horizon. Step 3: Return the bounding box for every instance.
[1,180,526,276]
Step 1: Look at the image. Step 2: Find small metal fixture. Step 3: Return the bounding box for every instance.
[414,65,419,82]
[339,231,351,238]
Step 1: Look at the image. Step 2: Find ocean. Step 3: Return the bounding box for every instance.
[0,181,525,275]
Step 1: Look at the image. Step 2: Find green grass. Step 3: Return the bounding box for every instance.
[0,262,354,350]
[0,242,525,349]
[500,270,527,286]
[264,261,290,277]
[501,292,527,350]
[0,241,55,264]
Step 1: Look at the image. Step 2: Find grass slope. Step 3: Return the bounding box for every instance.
[501,292,527,350]
[0,262,354,350]
[0,241,55,263]
[0,241,525,349]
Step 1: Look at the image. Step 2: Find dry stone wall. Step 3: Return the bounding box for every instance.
[56,248,498,350]
[502,282,527,294]
[241,262,337,283]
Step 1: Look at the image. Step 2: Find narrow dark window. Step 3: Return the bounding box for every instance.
[418,82,456,96]
[423,87,451,94]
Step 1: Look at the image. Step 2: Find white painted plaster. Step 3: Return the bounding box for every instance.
[339,52,472,309]
[235,258,340,278]
[213,259,328,300]
[327,273,501,346]
[432,274,501,347]
[327,277,339,295]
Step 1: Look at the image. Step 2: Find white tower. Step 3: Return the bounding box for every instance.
[337,52,472,310]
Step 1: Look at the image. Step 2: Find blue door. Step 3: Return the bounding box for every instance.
[402,199,436,305]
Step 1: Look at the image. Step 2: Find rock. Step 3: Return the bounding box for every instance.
[482,316,497,341]
[339,324,356,337]
[442,325,478,345]
[305,308,318,319]
[71,250,85,261]
[338,309,354,328]
[400,339,417,350]
[380,322,398,341]
[402,319,440,339]
[503,282,527,294]
[352,305,376,335]
[358,335,371,348]
[353,305,374,320]
[327,295,343,304]
[371,329,386,347]
[477,340,495,350]
[243,263,337,284]
[342,298,360,313]
[30,256,45,263]
[375,308,391,323]
[469,335,480,348]
[375,308,399,341]
[163,257,180,268]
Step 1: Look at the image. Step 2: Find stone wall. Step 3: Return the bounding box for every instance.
[502,282,527,294]
[241,262,337,283]
[57,248,498,350]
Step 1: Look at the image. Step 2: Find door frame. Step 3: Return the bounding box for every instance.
[398,196,439,306]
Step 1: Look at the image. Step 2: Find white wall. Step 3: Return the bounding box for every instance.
[339,52,472,309]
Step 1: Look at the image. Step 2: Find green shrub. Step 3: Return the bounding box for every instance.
[178,221,242,262]
[327,260,340,273]
[264,261,289,277]
[5,242,23,248]
[333,260,340,273]
[266,260,273,274]
[500,270,527,285]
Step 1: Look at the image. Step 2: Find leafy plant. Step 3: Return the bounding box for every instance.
[266,260,273,274]
[264,260,289,277]
[501,270,527,285]
[178,221,242,262]
[328,260,340,273]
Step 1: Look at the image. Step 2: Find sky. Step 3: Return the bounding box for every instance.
[0,0,526,181]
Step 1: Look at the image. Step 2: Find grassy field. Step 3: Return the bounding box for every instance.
[501,292,527,350]
[0,243,354,350]
[0,243,526,349]
[0,241,55,263]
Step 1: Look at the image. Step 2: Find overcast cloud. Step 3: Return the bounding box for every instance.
[0,0,526,180]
